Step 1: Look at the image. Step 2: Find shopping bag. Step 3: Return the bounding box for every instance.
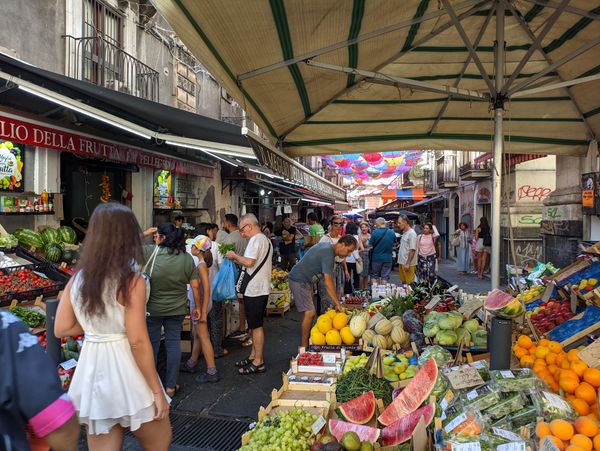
[212,259,238,302]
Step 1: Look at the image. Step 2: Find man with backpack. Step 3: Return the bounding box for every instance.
[369,217,396,285]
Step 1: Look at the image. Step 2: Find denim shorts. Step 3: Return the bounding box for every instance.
[370,261,392,280]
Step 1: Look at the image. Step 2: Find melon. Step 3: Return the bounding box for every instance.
[329,419,380,443]
[484,289,524,318]
[41,227,61,245]
[44,243,63,262]
[362,329,375,346]
[349,315,367,338]
[337,391,375,424]
[389,316,402,323]
[391,326,409,345]
[372,334,388,349]
[374,318,393,335]
[360,312,370,323]
[378,358,438,426]
[58,226,77,244]
[390,318,404,329]
[380,403,435,446]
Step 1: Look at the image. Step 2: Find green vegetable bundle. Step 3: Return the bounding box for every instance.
[218,243,235,256]
[336,367,393,405]
[9,306,46,328]
[380,293,415,318]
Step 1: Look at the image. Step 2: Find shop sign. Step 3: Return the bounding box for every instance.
[0,114,213,178]
[0,140,24,192]
[247,135,346,202]
[477,187,491,204]
[582,173,596,214]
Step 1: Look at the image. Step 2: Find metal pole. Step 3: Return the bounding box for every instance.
[491,1,505,290]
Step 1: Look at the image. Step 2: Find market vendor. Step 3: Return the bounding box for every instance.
[289,235,358,348]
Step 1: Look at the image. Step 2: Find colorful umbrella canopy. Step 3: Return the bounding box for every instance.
[322,150,423,184]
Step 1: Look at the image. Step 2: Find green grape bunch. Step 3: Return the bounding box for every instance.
[240,408,317,451]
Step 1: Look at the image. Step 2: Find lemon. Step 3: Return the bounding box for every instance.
[311,330,326,345]
[326,309,337,319]
[310,325,319,336]
[325,329,342,346]
[317,315,333,334]
[340,326,355,345]
[333,312,349,330]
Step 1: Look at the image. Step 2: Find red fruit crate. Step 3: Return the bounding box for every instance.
[0,265,67,305]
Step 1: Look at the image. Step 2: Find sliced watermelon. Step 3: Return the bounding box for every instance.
[380,403,434,447]
[337,390,375,425]
[328,419,380,443]
[483,289,514,311]
[378,358,438,426]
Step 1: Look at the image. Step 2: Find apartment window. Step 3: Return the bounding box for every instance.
[82,0,123,84]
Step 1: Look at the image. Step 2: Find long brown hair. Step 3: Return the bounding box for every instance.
[75,203,144,317]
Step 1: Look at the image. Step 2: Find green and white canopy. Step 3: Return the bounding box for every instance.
[154,0,599,157]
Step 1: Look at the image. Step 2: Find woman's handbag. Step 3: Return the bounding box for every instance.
[450,231,461,247]
[141,246,160,304]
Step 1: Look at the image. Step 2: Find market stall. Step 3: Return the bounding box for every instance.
[239,243,600,450]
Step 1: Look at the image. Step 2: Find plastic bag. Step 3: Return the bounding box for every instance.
[212,259,238,302]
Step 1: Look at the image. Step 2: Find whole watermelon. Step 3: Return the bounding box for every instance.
[41,227,61,245]
[15,229,44,249]
[58,226,77,244]
[44,242,63,262]
[61,249,78,265]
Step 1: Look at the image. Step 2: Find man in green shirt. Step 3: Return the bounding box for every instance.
[303,212,324,250]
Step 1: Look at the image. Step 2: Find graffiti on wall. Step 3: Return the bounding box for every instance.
[515,241,543,263]
[518,215,542,225]
[517,185,552,201]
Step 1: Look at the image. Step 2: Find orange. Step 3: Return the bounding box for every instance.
[514,346,528,359]
[547,353,559,365]
[549,341,563,354]
[576,382,598,405]
[536,358,549,367]
[537,421,553,438]
[538,368,552,380]
[562,369,581,382]
[561,376,580,394]
[572,398,592,416]
[571,434,594,451]
[518,335,534,349]
[529,344,538,355]
[521,354,535,368]
[572,360,589,378]
[584,368,600,388]
[564,360,575,369]
[549,379,561,392]
[593,434,600,451]
[575,417,599,438]
[549,364,561,376]
[540,338,551,347]
[557,353,568,366]
[569,349,581,362]
[566,446,587,451]
[551,419,575,441]
[535,364,549,375]
[537,346,552,359]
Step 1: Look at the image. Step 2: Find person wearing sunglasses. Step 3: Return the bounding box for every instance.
[317,216,351,312]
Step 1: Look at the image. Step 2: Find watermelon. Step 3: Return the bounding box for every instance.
[58,226,77,244]
[378,358,438,426]
[14,229,44,249]
[337,391,375,424]
[61,249,77,265]
[380,403,434,447]
[44,242,63,262]
[328,419,380,443]
[484,289,524,318]
[41,227,61,244]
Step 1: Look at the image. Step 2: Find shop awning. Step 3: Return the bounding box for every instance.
[408,194,446,209]
[381,187,426,203]
[0,52,254,159]
[153,0,597,157]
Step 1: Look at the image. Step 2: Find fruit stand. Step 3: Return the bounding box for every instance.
[240,244,600,450]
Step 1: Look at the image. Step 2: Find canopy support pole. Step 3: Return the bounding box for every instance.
[491,0,505,290]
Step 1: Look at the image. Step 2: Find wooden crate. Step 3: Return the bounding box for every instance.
[266,303,290,317]
[271,376,336,404]
[258,398,331,421]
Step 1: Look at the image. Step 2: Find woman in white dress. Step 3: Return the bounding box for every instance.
[55,203,170,450]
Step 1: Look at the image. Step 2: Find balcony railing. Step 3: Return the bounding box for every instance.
[423,169,438,195]
[459,159,492,180]
[64,35,159,102]
[437,154,459,188]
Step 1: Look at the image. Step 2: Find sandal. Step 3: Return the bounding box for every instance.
[166,384,180,398]
[235,358,252,368]
[241,338,253,348]
[239,362,266,375]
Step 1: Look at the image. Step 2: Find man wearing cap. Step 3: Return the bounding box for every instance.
[369,218,396,285]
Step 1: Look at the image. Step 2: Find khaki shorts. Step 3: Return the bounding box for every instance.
[399,265,416,285]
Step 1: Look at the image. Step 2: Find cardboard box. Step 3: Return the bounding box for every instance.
[267,289,290,308]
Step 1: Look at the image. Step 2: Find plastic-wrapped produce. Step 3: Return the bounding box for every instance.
[442,407,484,438]
[530,389,577,421]
[510,405,538,429]
[461,385,501,412]
[418,345,453,368]
[484,393,525,420]
[490,369,537,392]
[443,360,490,382]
